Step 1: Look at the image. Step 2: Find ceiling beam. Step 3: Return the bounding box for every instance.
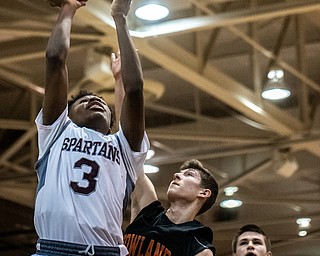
[148,131,271,144]
[135,38,304,135]
[79,0,305,135]
[0,39,98,65]
[0,119,32,130]
[133,0,320,37]
[2,161,32,174]
[191,0,320,96]
[0,126,37,167]
[0,68,44,95]
[147,132,320,165]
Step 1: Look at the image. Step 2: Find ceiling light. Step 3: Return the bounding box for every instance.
[267,69,284,80]
[261,87,291,100]
[224,186,238,196]
[220,199,243,209]
[262,68,291,100]
[135,4,169,21]
[296,218,311,229]
[146,149,155,160]
[298,230,308,237]
[144,164,159,173]
[276,157,299,178]
[296,217,311,237]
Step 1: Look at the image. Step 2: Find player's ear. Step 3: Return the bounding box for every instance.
[198,188,211,199]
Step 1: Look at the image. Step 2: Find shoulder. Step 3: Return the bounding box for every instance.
[186,222,215,256]
[189,221,214,242]
[116,126,150,153]
[195,249,214,256]
[138,200,163,216]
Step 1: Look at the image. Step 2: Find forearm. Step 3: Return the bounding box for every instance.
[46,3,76,60]
[114,76,124,127]
[112,15,143,92]
[43,2,77,125]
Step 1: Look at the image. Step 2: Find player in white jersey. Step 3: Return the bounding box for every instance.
[32,0,149,255]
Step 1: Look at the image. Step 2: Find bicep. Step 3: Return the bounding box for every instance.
[42,59,68,125]
[120,89,144,152]
[130,173,157,222]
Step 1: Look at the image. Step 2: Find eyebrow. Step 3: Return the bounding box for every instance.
[239,238,263,243]
[182,169,199,175]
[80,96,106,104]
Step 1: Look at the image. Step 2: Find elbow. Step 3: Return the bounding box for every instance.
[126,77,144,94]
[46,46,68,65]
[131,75,144,89]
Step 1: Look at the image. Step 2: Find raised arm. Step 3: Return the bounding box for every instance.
[130,173,158,222]
[111,52,157,222]
[111,51,124,129]
[43,0,86,125]
[111,0,145,152]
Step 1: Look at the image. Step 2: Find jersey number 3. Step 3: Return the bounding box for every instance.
[70,157,99,195]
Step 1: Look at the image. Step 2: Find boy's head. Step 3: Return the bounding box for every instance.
[180,159,219,215]
[232,224,272,256]
[68,90,114,133]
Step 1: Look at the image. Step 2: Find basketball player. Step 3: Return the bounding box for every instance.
[232,224,272,256]
[124,160,218,256]
[32,0,149,255]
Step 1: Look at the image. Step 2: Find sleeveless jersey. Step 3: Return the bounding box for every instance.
[34,107,149,255]
[124,201,216,256]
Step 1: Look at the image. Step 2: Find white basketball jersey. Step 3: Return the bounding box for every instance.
[34,108,149,254]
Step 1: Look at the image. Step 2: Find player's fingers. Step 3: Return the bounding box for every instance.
[78,0,87,7]
[111,52,116,61]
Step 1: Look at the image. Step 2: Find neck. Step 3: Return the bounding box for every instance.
[165,204,197,224]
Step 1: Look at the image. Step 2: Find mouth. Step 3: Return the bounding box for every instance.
[246,253,256,256]
[88,102,105,112]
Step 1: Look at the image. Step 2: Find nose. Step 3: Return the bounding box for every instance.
[89,97,99,103]
[173,172,181,180]
[247,241,254,249]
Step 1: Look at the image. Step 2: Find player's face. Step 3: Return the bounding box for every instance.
[233,232,271,256]
[167,168,203,202]
[69,95,112,132]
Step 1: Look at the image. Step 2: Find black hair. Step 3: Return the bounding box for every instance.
[67,89,114,129]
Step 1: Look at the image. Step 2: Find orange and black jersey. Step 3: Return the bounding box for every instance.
[124,201,215,256]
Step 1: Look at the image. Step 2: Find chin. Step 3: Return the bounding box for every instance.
[88,114,109,126]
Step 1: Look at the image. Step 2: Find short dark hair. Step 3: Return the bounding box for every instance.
[180,159,219,215]
[231,224,271,253]
[68,89,114,129]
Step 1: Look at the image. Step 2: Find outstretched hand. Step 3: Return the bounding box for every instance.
[111,51,122,81]
[110,0,132,17]
[47,0,87,8]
